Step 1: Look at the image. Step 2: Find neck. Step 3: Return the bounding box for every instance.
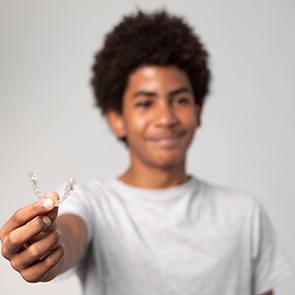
[119,157,188,189]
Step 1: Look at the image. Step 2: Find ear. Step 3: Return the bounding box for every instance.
[105,110,127,139]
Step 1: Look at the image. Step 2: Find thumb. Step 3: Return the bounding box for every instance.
[40,192,60,223]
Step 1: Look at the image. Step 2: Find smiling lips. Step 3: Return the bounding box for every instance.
[147,131,185,147]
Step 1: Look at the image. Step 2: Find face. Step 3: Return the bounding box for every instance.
[107,65,202,170]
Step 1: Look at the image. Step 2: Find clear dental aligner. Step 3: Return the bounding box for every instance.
[28,172,77,207]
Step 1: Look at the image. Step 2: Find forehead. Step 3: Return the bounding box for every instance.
[125,65,192,92]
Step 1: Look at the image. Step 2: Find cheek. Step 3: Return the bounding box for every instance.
[179,109,199,130]
[124,111,148,136]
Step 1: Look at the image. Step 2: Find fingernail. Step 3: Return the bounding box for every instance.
[42,216,52,227]
[42,198,54,209]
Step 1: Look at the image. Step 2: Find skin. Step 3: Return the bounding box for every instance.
[0,193,86,282]
[0,65,273,293]
[107,65,202,188]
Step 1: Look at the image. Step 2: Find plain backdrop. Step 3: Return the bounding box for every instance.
[0,0,294,294]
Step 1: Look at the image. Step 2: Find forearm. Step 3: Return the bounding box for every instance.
[41,214,87,281]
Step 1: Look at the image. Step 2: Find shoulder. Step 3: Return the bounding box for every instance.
[54,177,116,215]
[56,177,113,232]
[196,176,260,218]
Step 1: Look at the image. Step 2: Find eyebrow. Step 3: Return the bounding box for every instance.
[132,87,192,99]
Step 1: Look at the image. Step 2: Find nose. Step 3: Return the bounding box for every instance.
[155,102,179,128]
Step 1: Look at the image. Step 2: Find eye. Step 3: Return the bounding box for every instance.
[135,100,153,108]
[174,97,190,105]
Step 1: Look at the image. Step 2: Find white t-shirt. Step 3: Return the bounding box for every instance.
[56,176,293,295]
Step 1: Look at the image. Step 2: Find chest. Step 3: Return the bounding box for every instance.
[97,207,248,280]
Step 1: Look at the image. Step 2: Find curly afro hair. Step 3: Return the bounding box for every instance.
[91,9,211,116]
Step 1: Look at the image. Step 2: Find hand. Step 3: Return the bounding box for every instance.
[0,192,64,282]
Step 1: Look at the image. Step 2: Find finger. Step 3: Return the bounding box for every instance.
[25,195,60,246]
[44,192,59,224]
[3,216,52,257]
[0,192,59,240]
[19,219,58,253]
[19,245,64,283]
[29,223,57,244]
[10,229,60,271]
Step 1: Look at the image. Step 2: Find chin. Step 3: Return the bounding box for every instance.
[151,153,186,170]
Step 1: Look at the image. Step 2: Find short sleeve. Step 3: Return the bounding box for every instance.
[251,199,293,294]
[53,181,95,280]
[55,181,94,245]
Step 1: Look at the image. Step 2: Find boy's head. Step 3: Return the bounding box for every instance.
[91,9,210,116]
[91,11,210,169]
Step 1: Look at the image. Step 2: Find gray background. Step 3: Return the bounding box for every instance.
[0,0,294,294]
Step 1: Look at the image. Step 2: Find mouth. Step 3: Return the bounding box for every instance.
[147,131,186,147]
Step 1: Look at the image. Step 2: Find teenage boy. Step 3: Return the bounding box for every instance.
[0,10,292,295]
